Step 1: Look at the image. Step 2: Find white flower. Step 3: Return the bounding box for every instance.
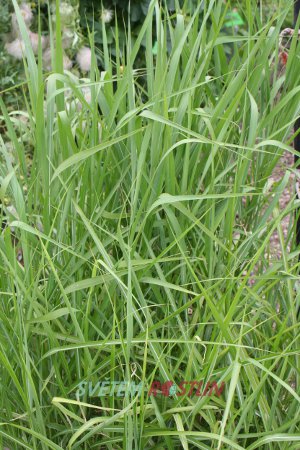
[59,2,75,26]
[20,3,33,26]
[82,86,91,104]
[62,28,74,49]
[5,39,25,60]
[101,9,113,23]
[75,86,91,111]
[76,46,92,72]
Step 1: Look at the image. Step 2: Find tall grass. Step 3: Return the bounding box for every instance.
[0,0,300,448]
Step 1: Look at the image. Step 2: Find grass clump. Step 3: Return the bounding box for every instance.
[0,0,299,449]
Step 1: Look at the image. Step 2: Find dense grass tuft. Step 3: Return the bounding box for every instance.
[0,1,299,448]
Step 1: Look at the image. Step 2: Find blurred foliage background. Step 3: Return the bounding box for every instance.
[0,0,294,111]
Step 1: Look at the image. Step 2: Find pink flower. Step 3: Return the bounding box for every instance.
[28,31,48,54]
[63,53,73,70]
[5,39,25,60]
[76,86,91,111]
[42,49,73,72]
[43,47,52,71]
[76,46,92,72]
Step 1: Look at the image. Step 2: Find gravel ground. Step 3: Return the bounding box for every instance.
[268,151,295,259]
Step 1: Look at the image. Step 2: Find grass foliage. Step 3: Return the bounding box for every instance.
[0,0,300,448]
